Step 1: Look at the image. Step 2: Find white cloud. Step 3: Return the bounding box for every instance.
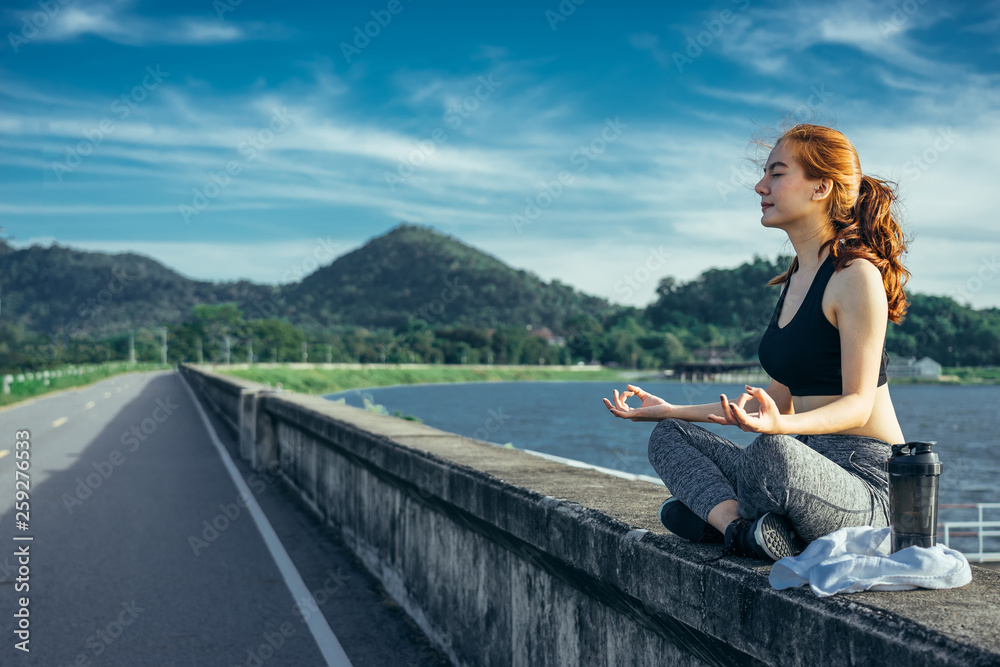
[18,0,271,46]
[1,13,998,311]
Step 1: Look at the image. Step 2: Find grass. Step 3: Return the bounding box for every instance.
[4,361,991,411]
[218,365,629,395]
[941,366,1000,383]
[885,367,1000,385]
[0,362,173,409]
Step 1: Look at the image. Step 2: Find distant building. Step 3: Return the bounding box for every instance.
[886,356,942,379]
[529,326,565,346]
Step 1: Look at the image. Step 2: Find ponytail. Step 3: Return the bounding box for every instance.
[824,175,910,323]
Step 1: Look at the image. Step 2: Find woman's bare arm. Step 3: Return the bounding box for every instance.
[604,380,793,424]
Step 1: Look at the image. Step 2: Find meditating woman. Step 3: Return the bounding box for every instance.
[603,124,909,560]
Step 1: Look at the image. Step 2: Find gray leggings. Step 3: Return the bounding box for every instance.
[647,418,892,543]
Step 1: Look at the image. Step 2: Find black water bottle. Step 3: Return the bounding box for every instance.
[884,441,943,552]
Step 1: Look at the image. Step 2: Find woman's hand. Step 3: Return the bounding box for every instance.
[708,385,785,434]
[602,384,673,422]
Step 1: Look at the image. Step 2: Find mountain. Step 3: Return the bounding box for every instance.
[282,224,613,330]
[0,225,614,337]
[0,242,278,338]
[3,226,999,367]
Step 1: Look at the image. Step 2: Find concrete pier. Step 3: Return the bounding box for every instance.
[180,363,1000,666]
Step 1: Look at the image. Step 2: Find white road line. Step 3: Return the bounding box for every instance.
[104,392,111,399]
[179,374,353,667]
[0,450,8,459]
[53,417,68,428]
[85,401,95,410]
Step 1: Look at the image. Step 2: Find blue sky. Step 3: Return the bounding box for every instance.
[2,0,999,309]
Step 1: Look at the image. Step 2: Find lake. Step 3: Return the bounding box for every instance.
[325,381,999,510]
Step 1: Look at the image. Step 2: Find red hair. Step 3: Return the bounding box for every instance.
[763,124,910,323]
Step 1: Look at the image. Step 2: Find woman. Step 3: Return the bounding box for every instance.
[603,124,909,561]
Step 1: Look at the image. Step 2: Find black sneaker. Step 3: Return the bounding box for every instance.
[658,497,724,543]
[723,513,804,561]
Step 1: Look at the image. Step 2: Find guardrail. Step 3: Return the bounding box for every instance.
[940,503,1000,562]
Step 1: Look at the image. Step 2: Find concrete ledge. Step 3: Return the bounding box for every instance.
[179,364,1000,666]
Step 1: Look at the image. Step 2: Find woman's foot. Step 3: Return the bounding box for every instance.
[658,497,724,543]
[723,513,805,561]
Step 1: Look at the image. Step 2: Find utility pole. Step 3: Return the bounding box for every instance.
[224,336,231,364]
[197,338,203,364]
[302,340,308,363]
[129,330,136,365]
[160,327,168,364]
[248,337,253,364]
[326,344,332,364]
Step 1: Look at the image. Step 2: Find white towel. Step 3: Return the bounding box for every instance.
[769,526,972,597]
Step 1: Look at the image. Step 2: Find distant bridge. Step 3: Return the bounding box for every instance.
[672,360,763,382]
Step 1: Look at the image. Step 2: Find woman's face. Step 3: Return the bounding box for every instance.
[754,141,827,230]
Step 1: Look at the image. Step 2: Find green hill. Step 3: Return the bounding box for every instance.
[0,224,613,337]
[3,226,998,368]
[283,224,612,330]
[0,242,278,338]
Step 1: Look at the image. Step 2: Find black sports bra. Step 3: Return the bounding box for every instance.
[757,253,888,396]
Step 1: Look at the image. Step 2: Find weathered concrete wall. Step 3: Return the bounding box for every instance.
[179,363,1000,667]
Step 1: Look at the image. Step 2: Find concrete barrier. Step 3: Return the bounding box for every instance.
[179,363,1000,666]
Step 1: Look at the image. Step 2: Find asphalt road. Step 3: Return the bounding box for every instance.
[0,369,450,666]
